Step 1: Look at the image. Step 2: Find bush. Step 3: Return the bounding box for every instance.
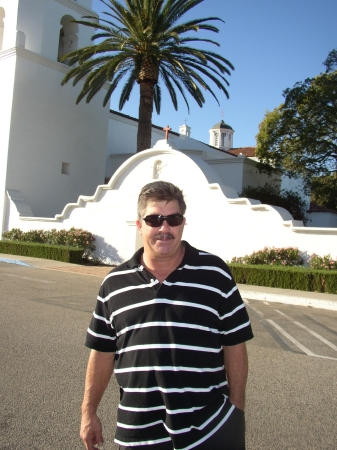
[229,247,303,266]
[311,175,337,212]
[229,263,337,294]
[308,254,337,270]
[2,227,95,256]
[240,183,308,223]
[0,241,83,264]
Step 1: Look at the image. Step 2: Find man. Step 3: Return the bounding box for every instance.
[81,181,253,450]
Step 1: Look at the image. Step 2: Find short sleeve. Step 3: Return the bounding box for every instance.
[85,282,117,352]
[217,264,254,346]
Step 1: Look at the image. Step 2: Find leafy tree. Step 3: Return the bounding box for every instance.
[240,183,308,223]
[311,175,337,211]
[61,0,234,152]
[256,50,337,189]
[323,48,337,73]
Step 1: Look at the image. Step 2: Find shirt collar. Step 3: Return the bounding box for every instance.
[126,240,195,269]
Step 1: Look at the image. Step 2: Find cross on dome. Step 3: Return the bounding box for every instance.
[163,125,172,140]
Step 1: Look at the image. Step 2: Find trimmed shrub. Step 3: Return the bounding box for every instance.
[2,227,95,259]
[0,241,83,264]
[228,263,337,294]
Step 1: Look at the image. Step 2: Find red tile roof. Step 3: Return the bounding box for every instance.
[227,147,256,157]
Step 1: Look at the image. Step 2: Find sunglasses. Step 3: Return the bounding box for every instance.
[143,214,184,227]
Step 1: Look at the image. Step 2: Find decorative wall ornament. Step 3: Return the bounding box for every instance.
[153,160,166,179]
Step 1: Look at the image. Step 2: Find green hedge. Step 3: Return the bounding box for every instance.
[0,240,83,264]
[228,264,337,294]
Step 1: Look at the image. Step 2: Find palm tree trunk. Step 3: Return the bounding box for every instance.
[137,81,155,152]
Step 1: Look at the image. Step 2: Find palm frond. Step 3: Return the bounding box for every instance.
[153,84,162,114]
[103,71,128,105]
[119,71,137,109]
[61,0,234,124]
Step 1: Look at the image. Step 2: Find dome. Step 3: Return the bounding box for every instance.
[211,120,233,130]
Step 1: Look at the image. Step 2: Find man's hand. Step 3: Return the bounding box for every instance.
[80,350,115,449]
[80,412,103,450]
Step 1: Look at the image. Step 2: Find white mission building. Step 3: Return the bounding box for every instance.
[1,0,336,264]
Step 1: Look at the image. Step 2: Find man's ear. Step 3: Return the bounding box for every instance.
[136,219,142,234]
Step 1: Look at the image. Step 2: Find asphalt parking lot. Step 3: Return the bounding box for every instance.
[1,261,336,449]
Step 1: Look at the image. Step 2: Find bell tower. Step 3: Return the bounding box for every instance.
[0,0,110,231]
[0,0,94,60]
[179,123,191,137]
[209,120,234,151]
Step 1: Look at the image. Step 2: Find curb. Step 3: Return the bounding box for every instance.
[239,287,337,312]
[2,256,337,311]
[0,257,32,267]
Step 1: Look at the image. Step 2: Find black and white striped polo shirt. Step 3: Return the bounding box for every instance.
[85,241,253,449]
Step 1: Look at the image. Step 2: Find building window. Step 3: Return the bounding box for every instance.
[221,133,226,147]
[62,162,70,175]
[58,15,79,63]
[214,132,219,147]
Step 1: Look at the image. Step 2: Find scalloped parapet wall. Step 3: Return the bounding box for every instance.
[5,148,337,264]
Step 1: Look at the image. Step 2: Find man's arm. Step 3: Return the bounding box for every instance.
[223,342,248,412]
[80,349,115,450]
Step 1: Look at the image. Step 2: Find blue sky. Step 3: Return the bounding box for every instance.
[91,0,336,148]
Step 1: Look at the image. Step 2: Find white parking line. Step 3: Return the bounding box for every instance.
[7,274,55,284]
[245,302,264,318]
[267,319,337,361]
[267,319,316,356]
[275,310,337,351]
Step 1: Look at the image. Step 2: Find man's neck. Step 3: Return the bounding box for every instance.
[141,243,185,283]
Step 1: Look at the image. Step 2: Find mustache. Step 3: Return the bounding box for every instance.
[154,232,174,240]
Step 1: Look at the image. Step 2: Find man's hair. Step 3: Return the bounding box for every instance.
[137,181,186,219]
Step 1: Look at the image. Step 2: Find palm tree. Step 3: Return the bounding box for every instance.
[61,0,234,152]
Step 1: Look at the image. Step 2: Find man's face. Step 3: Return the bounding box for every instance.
[136,200,186,260]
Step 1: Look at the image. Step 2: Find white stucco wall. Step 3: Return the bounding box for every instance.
[197,154,281,197]
[0,0,110,223]
[108,111,166,154]
[106,111,170,179]
[281,175,310,209]
[0,0,19,51]
[4,49,109,217]
[307,212,337,228]
[242,159,281,192]
[206,158,243,195]
[6,147,337,265]
[0,0,94,57]
[0,48,16,231]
